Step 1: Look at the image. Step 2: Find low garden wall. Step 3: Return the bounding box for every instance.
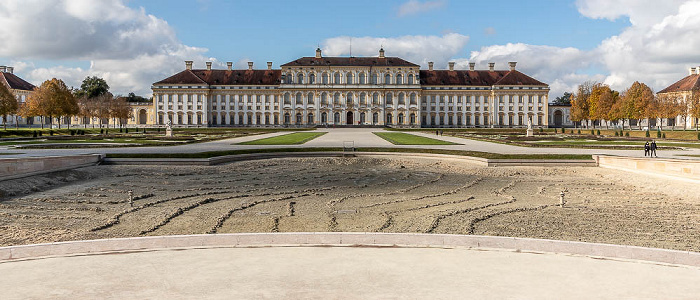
[595,155,700,182]
[0,154,103,181]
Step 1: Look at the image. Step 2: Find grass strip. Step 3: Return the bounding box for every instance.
[105,147,592,160]
[374,132,459,145]
[238,132,326,145]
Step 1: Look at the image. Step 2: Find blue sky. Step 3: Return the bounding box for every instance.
[1,0,698,98]
[128,0,628,65]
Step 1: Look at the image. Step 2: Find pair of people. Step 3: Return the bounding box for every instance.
[644,140,658,157]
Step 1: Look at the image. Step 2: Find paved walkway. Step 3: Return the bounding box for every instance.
[1,128,699,159]
[1,245,698,299]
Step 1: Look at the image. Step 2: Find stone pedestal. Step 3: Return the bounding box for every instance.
[165,129,173,137]
[526,128,534,137]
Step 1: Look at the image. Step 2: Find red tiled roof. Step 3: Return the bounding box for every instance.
[154,69,281,86]
[0,72,35,91]
[281,57,419,67]
[419,70,547,86]
[658,74,700,93]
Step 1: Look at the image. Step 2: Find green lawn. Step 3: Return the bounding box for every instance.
[106,147,592,160]
[238,132,326,145]
[374,132,459,145]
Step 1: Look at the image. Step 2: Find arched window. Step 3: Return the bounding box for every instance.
[284,93,291,105]
[346,92,354,106]
[386,93,393,105]
[334,72,341,84]
[410,93,417,105]
[408,74,414,84]
[295,92,303,105]
[373,93,379,105]
[307,113,314,124]
[396,74,403,85]
[398,113,404,124]
[346,72,353,84]
[322,73,329,84]
[307,92,314,105]
[371,73,378,84]
[297,73,304,84]
[386,113,393,125]
[321,93,328,105]
[296,113,302,124]
[373,112,378,124]
[309,74,315,84]
[385,74,391,84]
[334,92,340,105]
[398,93,405,105]
[360,93,366,105]
[284,113,290,124]
[410,113,416,124]
[286,73,293,84]
[359,73,366,84]
[321,112,327,123]
[334,112,340,124]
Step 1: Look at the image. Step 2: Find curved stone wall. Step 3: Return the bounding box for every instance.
[1,233,697,267]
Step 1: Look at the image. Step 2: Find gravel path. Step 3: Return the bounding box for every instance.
[1,156,699,251]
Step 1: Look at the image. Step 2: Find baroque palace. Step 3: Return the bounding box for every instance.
[152,48,550,128]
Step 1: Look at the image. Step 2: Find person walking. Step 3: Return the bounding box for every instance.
[644,141,649,157]
[651,140,658,157]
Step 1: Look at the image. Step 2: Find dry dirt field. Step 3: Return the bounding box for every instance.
[1,156,699,251]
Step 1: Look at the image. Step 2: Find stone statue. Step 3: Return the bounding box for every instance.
[165,120,174,137]
[526,118,534,137]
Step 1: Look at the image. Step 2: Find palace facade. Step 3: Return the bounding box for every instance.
[152,49,550,128]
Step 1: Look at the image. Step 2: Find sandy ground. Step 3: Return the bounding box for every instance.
[1,156,699,251]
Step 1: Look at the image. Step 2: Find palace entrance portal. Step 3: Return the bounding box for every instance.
[347,111,354,125]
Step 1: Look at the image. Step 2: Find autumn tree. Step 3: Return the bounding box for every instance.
[655,94,684,130]
[688,90,700,130]
[621,81,654,130]
[570,81,595,128]
[110,96,132,128]
[26,78,78,129]
[587,83,618,129]
[0,81,18,130]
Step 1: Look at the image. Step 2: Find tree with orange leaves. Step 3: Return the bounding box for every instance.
[25,78,78,129]
[0,80,18,130]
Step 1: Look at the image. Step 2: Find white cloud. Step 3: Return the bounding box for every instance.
[590,0,700,92]
[397,0,446,17]
[464,43,602,97]
[575,0,686,26]
[0,0,210,96]
[322,33,469,68]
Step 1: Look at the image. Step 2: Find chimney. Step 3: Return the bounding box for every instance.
[185,61,193,70]
[267,62,273,70]
[508,62,517,71]
[248,62,254,70]
[0,66,6,73]
[428,62,434,71]
[448,62,455,71]
[227,62,232,71]
[379,48,385,58]
[489,62,495,72]
[206,62,212,71]
[315,47,322,58]
[469,62,475,71]
[7,67,13,74]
